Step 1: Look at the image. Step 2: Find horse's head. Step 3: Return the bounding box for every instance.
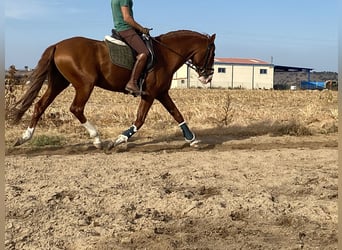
[154,31,216,85]
[190,34,216,84]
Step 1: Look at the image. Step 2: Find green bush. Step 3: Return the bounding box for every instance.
[29,135,65,147]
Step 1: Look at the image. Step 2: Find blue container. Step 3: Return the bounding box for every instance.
[300,81,325,90]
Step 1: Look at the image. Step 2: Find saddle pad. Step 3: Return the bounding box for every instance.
[104,36,134,70]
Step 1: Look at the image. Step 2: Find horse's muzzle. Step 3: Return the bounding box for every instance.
[198,74,213,84]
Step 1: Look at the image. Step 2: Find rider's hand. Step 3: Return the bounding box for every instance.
[141,27,150,35]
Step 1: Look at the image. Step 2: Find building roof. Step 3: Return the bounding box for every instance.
[274,65,313,72]
[215,58,270,65]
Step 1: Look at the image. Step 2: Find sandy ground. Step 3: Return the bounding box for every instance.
[5,132,338,250]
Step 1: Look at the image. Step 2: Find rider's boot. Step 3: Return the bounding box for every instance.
[125,53,148,96]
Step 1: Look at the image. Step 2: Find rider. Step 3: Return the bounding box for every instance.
[111,0,150,96]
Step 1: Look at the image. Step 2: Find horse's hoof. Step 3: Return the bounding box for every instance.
[104,142,114,154]
[107,141,115,151]
[14,138,25,147]
[190,139,201,148]
[115,142,128,152]
[93,142,102,149]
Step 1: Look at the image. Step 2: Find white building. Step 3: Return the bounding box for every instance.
[171,58,274,89]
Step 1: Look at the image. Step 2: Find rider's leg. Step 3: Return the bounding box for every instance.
[119,28,149,96]
[125,53,148,95]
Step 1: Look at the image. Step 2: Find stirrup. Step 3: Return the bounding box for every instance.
[125,86,142,97]
[125,82,148,96]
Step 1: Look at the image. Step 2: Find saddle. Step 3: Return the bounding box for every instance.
[104,29,155,72]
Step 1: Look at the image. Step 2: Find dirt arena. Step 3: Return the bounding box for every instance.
[5,87,338,249]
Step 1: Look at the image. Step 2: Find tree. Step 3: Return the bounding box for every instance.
[8,65,17,84]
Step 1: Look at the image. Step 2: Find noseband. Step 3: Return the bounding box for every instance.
[186,43,215,78]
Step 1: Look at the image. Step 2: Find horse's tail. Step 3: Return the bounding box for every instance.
[10,44,56,124]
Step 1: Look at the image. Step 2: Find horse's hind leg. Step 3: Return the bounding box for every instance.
[69,86,102,148]
[107,95,154,150]
[15,77,70,146]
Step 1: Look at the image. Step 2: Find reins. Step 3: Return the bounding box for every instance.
[150,37,195,70]
[150,36,212,73]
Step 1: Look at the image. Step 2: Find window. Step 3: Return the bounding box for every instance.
[260,69,268,74]
[218,67,226,73]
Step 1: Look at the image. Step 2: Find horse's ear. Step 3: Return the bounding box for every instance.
[210,34,216,43]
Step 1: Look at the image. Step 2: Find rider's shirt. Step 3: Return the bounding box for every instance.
[111,0,133,32]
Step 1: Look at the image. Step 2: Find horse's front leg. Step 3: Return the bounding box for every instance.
[107,96,154,150]
[81,120,102,148]
[157,92,199,146]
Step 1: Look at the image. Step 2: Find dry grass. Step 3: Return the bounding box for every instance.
[5,84,338,147]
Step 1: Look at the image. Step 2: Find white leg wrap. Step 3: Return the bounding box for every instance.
[114,134,128,147]
[178,121,186,127]
[22,127,35,141]
[82,121,99,138]
[82,121,102,148]
[94,136,101,145]
[93,136,102,148]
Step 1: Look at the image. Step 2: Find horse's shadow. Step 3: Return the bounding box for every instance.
[7,121,287,156]
[108,123,275,153]
[112,120,302,153]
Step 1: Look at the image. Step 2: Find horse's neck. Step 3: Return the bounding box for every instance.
[157,34,202,68]
[162,34,200,55]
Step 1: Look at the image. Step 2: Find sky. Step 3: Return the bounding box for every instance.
[5,0,339,72]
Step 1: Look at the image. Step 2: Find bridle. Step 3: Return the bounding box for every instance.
[188,43,215,78]
[151,36,215,78]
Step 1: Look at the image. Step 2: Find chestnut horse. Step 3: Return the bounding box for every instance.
[11,30,216,150]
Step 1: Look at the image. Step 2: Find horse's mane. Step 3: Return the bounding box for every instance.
[155,30,210,41]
